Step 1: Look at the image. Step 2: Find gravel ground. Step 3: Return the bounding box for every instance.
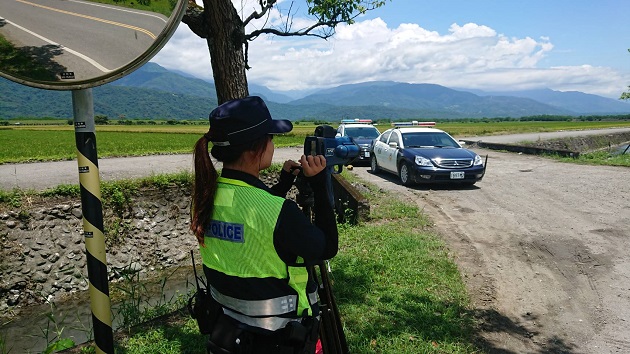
[349,147,629,354]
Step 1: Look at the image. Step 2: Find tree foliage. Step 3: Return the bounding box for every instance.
[182,0,387,104]
[621,49,630,101]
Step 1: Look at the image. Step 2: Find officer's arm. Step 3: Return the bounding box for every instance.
[269,168,297,197]
[274,171,339,263]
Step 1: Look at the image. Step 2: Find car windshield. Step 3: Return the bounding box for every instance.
[344,126,380,139]
[401,132,460,148]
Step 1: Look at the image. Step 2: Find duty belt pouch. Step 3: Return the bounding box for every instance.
[284,321,309,344]
[279,318,320,354]
[300,317,320,354]
[188,288,222,334]
[208,315,247,354]
[188,251,222,334]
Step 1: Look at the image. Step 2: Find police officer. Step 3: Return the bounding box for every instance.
[190,96,338,353]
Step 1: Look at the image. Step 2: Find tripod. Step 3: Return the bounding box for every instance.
[294,172,349,354]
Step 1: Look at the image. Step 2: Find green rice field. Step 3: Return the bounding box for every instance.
[1,120,629,164]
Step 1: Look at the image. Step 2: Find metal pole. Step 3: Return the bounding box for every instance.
[72,88,114,354]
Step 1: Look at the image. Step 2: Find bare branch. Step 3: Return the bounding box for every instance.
[243,0,277,27]
[245,21,336,41]
[242,1,379,42]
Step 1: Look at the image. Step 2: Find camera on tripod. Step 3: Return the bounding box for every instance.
[303,125,360,173]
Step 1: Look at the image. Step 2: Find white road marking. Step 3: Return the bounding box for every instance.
[67,0,168,23]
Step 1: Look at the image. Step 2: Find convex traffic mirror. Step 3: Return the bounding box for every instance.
[0,0,186,90]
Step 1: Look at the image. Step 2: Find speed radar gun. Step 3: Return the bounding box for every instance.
[304,125,360,173]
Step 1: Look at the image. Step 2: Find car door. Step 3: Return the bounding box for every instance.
[383,130,400,172]
[373,130,392,170]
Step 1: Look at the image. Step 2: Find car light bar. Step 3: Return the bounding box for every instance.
[392,121,436,127]
[341,119,373,124]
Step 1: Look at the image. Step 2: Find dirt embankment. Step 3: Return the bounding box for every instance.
[517,131,630,153]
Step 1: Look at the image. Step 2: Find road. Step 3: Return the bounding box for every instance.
[1,128,629,353]
[2,128,628,192]
[0,0,168,79]
[0,147,309,191]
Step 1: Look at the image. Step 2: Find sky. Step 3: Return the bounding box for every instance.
[152,0,630,99]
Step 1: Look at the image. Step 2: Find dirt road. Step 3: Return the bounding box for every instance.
[349,148,630,354]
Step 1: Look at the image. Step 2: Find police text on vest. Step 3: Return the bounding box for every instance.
[207,220,245,243]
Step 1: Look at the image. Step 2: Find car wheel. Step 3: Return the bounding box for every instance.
[370,156,380,173]
[399,163,414,186]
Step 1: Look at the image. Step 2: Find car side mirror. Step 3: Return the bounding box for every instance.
[389,142,398,148]
[335,133,342,138]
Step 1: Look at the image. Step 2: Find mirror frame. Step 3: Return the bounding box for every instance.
[0,0,187,91]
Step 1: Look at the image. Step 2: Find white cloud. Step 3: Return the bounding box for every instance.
[152,11,629,98]
[153,25,212,81]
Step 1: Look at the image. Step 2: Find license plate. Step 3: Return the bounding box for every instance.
[450,171,465,179]
[364,151,370,157]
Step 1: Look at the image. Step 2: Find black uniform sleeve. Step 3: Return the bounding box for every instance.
[274,171,338,264]
[269,169,297,197]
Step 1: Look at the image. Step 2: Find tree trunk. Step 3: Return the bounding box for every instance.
[202,0,249,104]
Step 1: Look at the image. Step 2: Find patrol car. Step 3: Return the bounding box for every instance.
[335,119,381,165]
[370,122,486,186]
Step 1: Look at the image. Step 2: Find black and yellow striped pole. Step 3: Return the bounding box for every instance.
[72,88,114,354]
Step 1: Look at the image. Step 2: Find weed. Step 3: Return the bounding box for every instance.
[0,190,23,208]
[17,209,30,222]
[102,181,137,216]
[139,171,193,192]
[104,218,131,248]
[30,302,76,354]
[41,184,80,198]
[0,331,10,354]
[112,264,192,333]
[79,345,96,353]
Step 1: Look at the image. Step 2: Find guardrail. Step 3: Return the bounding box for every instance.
[331,174,369,224]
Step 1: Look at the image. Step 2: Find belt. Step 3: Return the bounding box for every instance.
[211,285,298,316]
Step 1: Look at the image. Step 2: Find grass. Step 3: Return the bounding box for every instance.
[113,317,205,354]
[0,128,304,164]
[86,0,178,18]
[2,120,630,164]
[557,150,630,167]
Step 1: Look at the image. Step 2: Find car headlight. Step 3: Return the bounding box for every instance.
[415,156,432,166]
[473,154,483,166]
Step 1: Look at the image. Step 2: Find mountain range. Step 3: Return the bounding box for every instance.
[2,62,629,120]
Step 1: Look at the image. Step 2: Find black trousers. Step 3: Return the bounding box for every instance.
[206,315,318,354]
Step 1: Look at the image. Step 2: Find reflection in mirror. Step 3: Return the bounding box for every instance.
[0,0,183,90]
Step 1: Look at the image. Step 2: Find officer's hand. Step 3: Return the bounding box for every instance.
[282,160,301,175]
[300,155,326,177]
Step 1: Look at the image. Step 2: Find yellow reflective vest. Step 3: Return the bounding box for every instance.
[200,177,313,330]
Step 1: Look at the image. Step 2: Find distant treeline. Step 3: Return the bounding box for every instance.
[296,114,630,125]
[2,114,630,126]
